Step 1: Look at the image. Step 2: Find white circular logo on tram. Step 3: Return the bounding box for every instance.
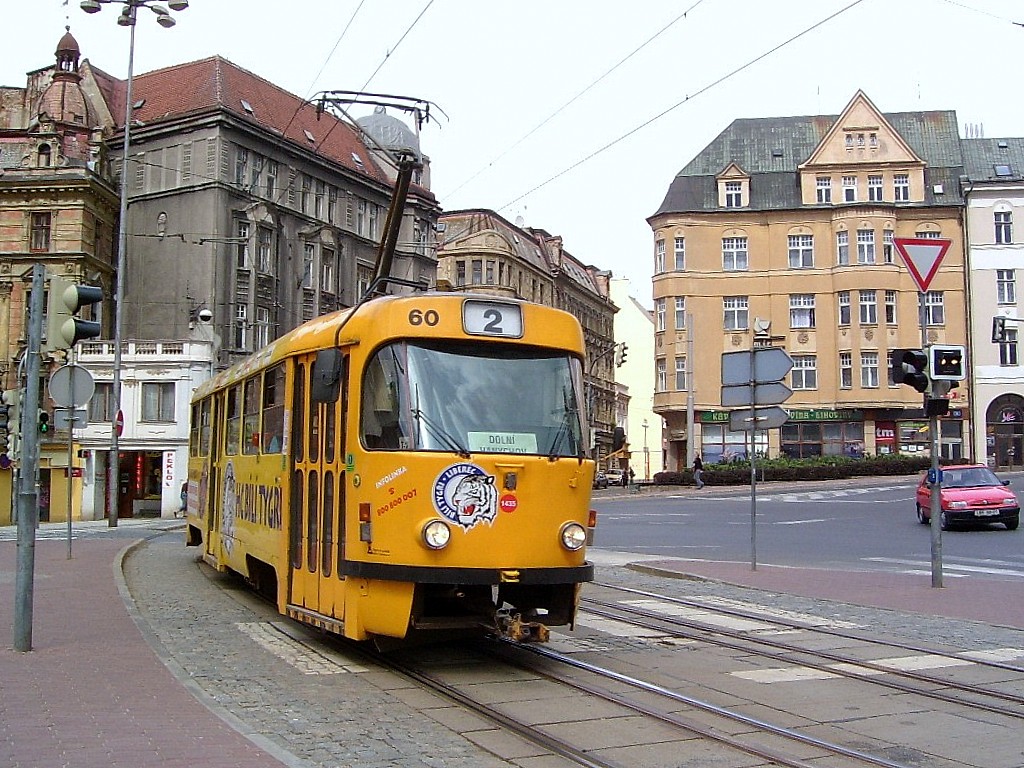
[432,463,498,530]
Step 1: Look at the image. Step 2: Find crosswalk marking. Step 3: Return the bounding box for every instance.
[236,622,367,675]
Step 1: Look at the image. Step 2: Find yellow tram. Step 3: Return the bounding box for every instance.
[185,293,597,643]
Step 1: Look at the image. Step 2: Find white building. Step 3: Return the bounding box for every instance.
[609,278,662,480]
[963,138,1024,468]
[74,339,214,519]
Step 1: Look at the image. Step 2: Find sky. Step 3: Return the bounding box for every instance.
[3,0,1023,305]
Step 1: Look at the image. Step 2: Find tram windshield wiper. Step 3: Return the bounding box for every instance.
[547,386,583,461]
[412,405,471,458]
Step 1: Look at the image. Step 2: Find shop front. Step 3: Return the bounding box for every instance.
[698,411,766,463]
[986,395,1024,469]
[781,409,864,458]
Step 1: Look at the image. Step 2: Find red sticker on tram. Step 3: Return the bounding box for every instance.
[499,494,518,513]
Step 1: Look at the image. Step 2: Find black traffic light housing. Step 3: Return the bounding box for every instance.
[992,316,1008,343]
[38,410,50,434]
[890,348,929,393]
[46,275,103,353]
[929,344,965,381]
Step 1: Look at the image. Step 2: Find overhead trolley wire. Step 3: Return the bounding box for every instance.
[496,0,868,214]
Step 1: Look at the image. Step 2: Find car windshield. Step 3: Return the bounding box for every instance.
[360,340,587,457]
[942,467,1002,488]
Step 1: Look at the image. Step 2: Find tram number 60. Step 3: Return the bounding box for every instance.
[408,308,439,326]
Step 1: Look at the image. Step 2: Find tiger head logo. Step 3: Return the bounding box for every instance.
[432,463,498,530]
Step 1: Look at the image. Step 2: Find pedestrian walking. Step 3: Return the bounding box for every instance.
[693,455,704,489]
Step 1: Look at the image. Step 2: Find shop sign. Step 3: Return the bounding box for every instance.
[999,407,1022,423]
[163,451,176,489]
[700,411,731,423]
[875,421,896,444]
[786,408,863,422]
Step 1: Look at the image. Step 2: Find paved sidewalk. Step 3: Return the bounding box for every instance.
[0,530,291,768]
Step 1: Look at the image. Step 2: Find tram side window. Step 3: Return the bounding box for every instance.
[226,386,242,455]
[190,402,202,457]
[262,364,285,453]
[199,399,212,455]
[361,348,407,450]
[293,363,305,463]
[242,377,260,455]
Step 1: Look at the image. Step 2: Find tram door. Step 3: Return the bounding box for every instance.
[205,395,224,560]
[289,356,346,619]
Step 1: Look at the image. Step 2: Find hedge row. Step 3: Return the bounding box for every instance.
[654,454,935,486]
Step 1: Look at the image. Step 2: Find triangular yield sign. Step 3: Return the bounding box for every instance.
[893,237,951,293]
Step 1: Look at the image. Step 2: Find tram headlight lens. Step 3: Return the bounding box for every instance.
[422,519,451,550]
[560,522,587,551]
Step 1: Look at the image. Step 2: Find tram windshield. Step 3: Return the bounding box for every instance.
[360,340,587,457]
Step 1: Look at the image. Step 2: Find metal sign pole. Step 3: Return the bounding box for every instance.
[920,293,943,588]
[749,346,757,572]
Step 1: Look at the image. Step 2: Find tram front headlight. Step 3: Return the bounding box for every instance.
[560,522,587,551]
[422,519,451,550]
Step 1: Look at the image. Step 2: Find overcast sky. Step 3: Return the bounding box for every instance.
[4,0,1022,304]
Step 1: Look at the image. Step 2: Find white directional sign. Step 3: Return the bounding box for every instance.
[728,406,789,432]
[893,237,951,294]
[722,348,794,386]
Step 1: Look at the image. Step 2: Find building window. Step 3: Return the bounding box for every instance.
[674,297,686,330]
[998,269,1016,304]
[789,294,815,328]
[857,229,875,264]
[816,176,832,203]
[675,357,687,390]
[674,237,685,270]
[885,289,898,324]
[887,351,897,386]
[868,174,883,202]
[369,203,379,240]
[141,382,176,422]
[455,261,466,286]
[249,154,263,192]
[883,230,894,263]
[38,143,52,167]
[235,305,248,350]
[894,173,909,201]
[655,238,665,273]
[836,231,849,265]
[791,355,817,390]
[655,298,666,332]
[724,180,742,207]
[235,220,250,268]
[302,243,315,289]
[357,199,366,235]
[723,296,748,330]
[859,290,877,324]
[788,234,813,268]
[257,227,273,273]
[925,291,945,325]
[722,237,748,271]
[300,175,311,214]
[916,229,941,239]
[782,422,864,458]
[838,291,851,325]
[840,352,853,388]
[861,352,879,388]
[996,211,1013,244]
[842,175,857,202]
[471,259,482,284]
[321,248,335,293]
[327,186,337,223]
[656,358,667,392]
[265,160,278,198]
[1000,329,1019,366]
[89,382,113,422]
[255,306,270,348]
[30,211,52,251]
[234,146,248,186]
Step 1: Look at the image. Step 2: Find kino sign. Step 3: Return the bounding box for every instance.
[721,348,794,432]
[893,237,951,293]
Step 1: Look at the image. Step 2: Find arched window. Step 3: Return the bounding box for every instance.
[37,144,51,168]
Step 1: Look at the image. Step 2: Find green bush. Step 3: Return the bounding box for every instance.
[653,453,932,487]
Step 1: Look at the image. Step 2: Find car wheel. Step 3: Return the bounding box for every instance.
[1006,516,1019,531]
[916,504,928,524]
[940,510,952,531]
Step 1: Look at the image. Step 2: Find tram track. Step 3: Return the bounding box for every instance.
[582,583,1024,720]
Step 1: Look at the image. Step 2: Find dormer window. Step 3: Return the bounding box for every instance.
[725,181,742,208]
[37,143,52,168]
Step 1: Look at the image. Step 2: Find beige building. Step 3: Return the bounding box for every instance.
[435,210,618,459]
[650,92,970,469]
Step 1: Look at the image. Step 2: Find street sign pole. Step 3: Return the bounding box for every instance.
[750,348,757,572]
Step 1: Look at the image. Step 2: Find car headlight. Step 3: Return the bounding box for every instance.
[1003,498,1018,507]
[560,522,587,551]
[948,500,968,509]
[422,519,451,550]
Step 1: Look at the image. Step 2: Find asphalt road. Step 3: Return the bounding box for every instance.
[591,473,1024,581]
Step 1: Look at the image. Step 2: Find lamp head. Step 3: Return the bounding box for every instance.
[80,0,102,13]
[167,0,189,10]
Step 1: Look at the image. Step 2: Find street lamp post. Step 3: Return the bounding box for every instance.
[80,0,187,526]
[642,418,649,481]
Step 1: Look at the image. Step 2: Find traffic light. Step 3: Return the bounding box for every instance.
[612,426,626,452]
[38,410,50,434]
[0,398,10,459]
[46,275,103,353]
[615,343,628,367]
[992,316,1008,344]
[1,389,21,462]
[929,344,966,381]
[890,348,929,393]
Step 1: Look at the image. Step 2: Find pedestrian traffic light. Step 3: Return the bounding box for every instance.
[992,316,1008,344]
[890,348,929,393]
[46,274,103,353]
[929,344,965,381]
[38,410,50,434]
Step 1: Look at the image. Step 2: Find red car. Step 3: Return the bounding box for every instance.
[916,464,1019,531]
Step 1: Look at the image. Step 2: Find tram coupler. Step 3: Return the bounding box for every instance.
[496,613,550,643]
